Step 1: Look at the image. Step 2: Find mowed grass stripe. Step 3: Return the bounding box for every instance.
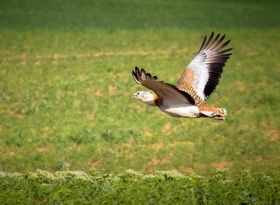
[1,48,192,65]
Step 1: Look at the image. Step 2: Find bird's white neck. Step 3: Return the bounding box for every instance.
[134,91,158,106]
[143,92,158,106]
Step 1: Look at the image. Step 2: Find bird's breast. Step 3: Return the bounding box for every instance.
[159,103,200,118]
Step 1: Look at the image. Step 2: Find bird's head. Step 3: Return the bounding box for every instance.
[133,91,157,106]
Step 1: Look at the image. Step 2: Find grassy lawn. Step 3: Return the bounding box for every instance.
[1,170,279,204]
[0,0,279,178]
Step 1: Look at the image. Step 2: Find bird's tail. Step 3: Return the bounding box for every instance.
[199,104,227,120]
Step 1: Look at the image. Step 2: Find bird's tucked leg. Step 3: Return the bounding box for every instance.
[198,104,227,120]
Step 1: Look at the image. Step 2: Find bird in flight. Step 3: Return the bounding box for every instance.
[132,32,232,120]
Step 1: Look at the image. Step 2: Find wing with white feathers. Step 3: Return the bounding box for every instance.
[176,32,232,101]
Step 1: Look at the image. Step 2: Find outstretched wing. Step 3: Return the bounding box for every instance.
[176,32,232,101]
[132,67,194,104]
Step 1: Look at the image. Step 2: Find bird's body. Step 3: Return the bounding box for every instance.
[132,32,232,120]
[160,105,200,118]
[135,90,200,117]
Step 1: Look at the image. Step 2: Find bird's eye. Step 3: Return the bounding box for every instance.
[137,92,140,95]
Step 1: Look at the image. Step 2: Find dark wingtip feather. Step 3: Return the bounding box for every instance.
[213,33,220,43]
[221,39,231,48]
[198,35,207,52]
[132,66,158,84]
[219,34,226,43]
[132,70,140,84]
[205,32,215,49]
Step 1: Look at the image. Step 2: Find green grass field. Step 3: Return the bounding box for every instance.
[0,0,280,203]
[1,170,279,204]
